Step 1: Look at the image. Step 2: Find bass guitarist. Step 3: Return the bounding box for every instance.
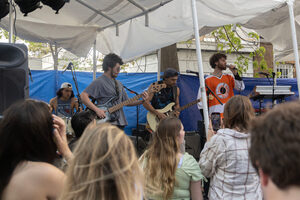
[143,68,180,121]
[81,53,148,129]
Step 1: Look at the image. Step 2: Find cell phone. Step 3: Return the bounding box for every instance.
[211,112,221,131]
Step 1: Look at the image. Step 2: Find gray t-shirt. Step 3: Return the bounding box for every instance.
[84,75,129,126]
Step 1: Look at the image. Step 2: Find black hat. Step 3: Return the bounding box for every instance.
[163,68,179,79]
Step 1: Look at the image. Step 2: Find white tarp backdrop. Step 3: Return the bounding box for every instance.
[0,0,296,61]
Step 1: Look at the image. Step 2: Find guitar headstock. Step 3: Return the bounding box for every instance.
[149,82,167,93]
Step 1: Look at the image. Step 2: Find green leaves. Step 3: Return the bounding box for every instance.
[212,25,267,77]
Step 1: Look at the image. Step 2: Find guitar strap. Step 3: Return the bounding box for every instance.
[110,78,120,122]
[172,86,177,101]
[113,78,120,100]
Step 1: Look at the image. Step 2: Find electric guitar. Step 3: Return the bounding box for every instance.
[92,82,166,123]
[146,98,202,131]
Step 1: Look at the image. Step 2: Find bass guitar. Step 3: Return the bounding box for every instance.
[146,98,201,131]
[91,82,166,123]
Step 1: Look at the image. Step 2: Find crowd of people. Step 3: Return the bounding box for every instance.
[1,53,300,200]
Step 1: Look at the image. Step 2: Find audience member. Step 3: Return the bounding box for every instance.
[199,95,262,200]
[60,123,143,200]
[69,110,96,150]
[140,117,204,200]
[0,100,72,200]
[250,101,300,200]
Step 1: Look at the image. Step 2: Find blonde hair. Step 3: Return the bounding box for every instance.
[140,117,181,200]
[60,123,143,200]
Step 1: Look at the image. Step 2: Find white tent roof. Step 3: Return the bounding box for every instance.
[0,0,296,61]
[0,0,172,57]
[242,0,300,61]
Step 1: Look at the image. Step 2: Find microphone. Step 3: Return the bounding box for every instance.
[226,65,237,70]
[258,72,269,77]
[186,70,199,75]
[62,62,73,73]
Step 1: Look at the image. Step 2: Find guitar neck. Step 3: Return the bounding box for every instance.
[108,93,143,113]
[177,99,201,112]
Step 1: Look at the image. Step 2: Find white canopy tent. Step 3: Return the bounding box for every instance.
[1,0,299,133]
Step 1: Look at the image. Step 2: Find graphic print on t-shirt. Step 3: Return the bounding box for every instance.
[216,82,230,99]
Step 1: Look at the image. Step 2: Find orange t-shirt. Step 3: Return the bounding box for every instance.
[206,74,235,107]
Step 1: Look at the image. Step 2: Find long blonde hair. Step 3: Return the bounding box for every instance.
[140,117,181,200]
[60,123,143,200]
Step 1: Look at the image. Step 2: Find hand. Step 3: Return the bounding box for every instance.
[156,112,167,120]
[173,111,180,118]
[227,64,238,75]
[207,119,216,141]
[52,115,73,161]
[141,91,149,101]
[95,108,106,119]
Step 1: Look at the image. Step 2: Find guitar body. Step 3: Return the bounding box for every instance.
[146,102,175,132]
[86,97,115,123]
[95,105,111,123]
[146,98,202,132]
[87,82,167,124]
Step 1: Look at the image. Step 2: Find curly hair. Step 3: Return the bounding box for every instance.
[209,53,227,68]
[140,117,181,200]
[102,53,124,72]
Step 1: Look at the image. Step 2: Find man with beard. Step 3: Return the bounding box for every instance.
[143,68,180,120]
[197,53,245,118]
[81,53,147,129]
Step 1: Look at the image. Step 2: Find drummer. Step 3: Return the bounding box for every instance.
[49,82,80,118]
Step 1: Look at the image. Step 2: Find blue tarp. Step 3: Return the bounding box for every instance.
[29,71,299,134]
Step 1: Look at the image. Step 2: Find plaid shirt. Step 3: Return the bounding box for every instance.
[199,128,262,200]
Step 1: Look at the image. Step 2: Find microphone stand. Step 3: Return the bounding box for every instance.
[263,73,275,108]
[205,85,223,106]
[272,72,276,108]
[69,64,84,111]
[123,85,140,130]
[186,71,223,108]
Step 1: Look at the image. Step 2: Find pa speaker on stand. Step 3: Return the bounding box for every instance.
[0,43,29,115]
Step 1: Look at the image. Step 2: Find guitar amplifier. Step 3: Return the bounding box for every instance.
[184,120,207,161]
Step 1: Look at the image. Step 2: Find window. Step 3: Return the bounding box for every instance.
[276,63,294,78]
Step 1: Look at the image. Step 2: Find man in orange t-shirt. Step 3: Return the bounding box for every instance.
[197,53,245,117]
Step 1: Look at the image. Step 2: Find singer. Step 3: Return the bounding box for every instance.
[197,53,245,118]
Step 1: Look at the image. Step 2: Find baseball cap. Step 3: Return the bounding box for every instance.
[61,82,72,89]
[163,68,179,79]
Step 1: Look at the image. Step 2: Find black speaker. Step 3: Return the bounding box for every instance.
[0,43,28,114]
[185,131,201,160]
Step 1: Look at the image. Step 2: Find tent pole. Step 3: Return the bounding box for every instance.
[288,0,300,99]
[93,40,97,80]
[157,49,161,81]
[9,1,14,43]
[191,0,209,135]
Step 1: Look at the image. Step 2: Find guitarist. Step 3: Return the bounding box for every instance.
[81,53,148,129]
[143,68,180,120]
